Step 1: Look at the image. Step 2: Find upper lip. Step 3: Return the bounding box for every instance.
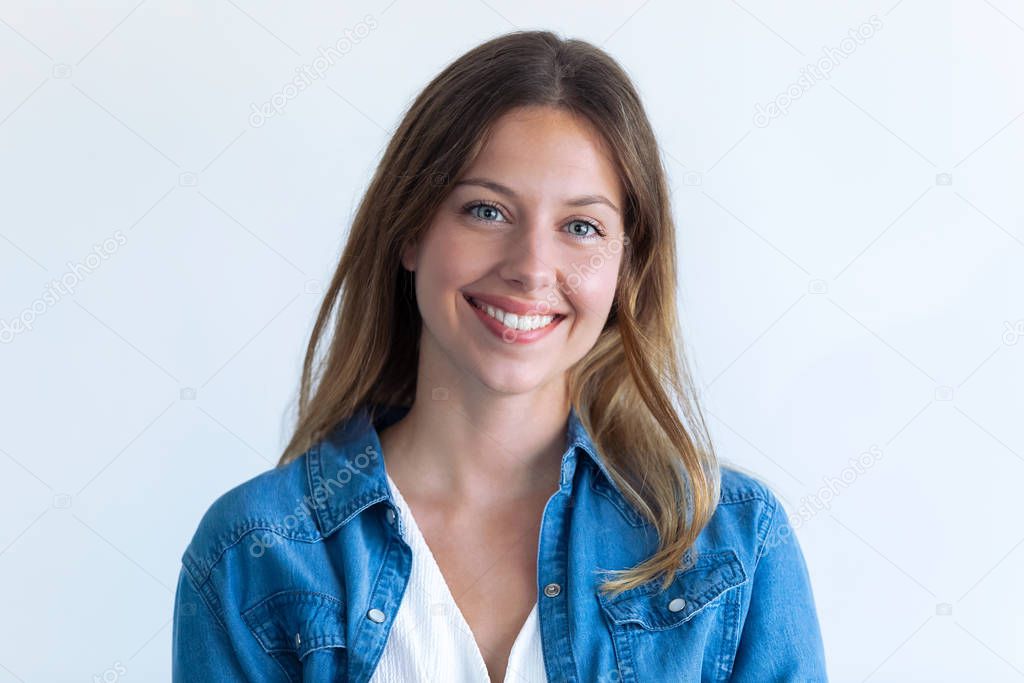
[463,291,568,317]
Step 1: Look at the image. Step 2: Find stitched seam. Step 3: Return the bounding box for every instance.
[306,443,324,529]
[244,590,344,614]
[188,527,326,586]
[717,490,769,506]
[602,551,739,601]
[603,611,628,682]
[754,493,778,562]
[299,635,346,653]
[183,565,231,635]
[334,489,389,530]
[619,626,637,683]
[716,591,742,682]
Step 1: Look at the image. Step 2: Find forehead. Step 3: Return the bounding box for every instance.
[460,106,623,205]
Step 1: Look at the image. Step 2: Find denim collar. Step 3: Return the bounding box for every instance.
[306,402,628,538]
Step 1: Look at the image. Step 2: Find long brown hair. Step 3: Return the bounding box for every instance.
[278,30,720,597]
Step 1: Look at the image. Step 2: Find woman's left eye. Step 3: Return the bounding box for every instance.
[564,219,605,240]
[463,202,605,241]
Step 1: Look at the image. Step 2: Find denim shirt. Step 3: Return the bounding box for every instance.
[172,403,828,682]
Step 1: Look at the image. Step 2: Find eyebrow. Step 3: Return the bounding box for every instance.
[453,177,621,215]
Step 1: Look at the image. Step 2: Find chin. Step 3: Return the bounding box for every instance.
[469,361,556,396]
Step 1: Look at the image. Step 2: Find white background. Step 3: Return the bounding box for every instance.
[1,1,1021,681]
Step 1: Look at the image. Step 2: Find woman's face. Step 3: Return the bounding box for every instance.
[402,105,626,397]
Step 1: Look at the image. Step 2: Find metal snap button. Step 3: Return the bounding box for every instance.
[668,597,686,612]
[543,582,561,597]
[367,608,386,623]
[385,508,396,525]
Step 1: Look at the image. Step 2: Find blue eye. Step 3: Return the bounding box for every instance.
[462,201,606,241]
[467,202,506,222]
[565,219,604,241]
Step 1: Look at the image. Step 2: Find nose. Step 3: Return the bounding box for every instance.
[497,218,559,292]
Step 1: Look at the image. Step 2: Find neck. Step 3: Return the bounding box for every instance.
[378,389,571,508]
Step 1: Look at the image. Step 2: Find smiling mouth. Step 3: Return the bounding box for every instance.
[462,293,565,331]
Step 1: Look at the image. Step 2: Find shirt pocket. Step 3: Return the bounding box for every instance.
[595,549,748,683]
[242,590,348,683]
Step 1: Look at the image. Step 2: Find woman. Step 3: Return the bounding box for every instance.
[173,30,827,682]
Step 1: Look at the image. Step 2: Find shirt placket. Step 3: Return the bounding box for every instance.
[348,511,413,683]
[536,485,580,683]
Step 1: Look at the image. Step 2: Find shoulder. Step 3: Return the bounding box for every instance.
[697,464,788,569]
[718,463,780,508]
[180,454,321,585]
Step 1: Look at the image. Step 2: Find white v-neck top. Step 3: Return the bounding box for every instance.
[369,471,549,682]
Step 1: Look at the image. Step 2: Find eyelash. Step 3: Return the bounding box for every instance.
[461,200,607,241]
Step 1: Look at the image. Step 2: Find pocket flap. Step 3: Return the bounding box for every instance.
[597,549,747,630]
[242,590,346,659]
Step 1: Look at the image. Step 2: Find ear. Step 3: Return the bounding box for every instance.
[400,240,418,272]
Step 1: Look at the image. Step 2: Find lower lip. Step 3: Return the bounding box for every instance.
[464,295,565,345]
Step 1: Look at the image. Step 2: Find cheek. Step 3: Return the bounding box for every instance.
[415,224,489,297]
[570,254,620,322]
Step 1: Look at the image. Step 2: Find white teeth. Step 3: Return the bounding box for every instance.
[469,297,557,332]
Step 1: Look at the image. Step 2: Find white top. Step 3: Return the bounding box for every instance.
[369,471,548,682]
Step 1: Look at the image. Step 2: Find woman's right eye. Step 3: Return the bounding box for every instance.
[464,201,507,222]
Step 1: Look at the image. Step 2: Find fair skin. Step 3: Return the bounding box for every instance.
[379,104,625,682]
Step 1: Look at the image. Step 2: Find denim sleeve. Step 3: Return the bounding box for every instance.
[729,492,829,682]
[172,564,250,682]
